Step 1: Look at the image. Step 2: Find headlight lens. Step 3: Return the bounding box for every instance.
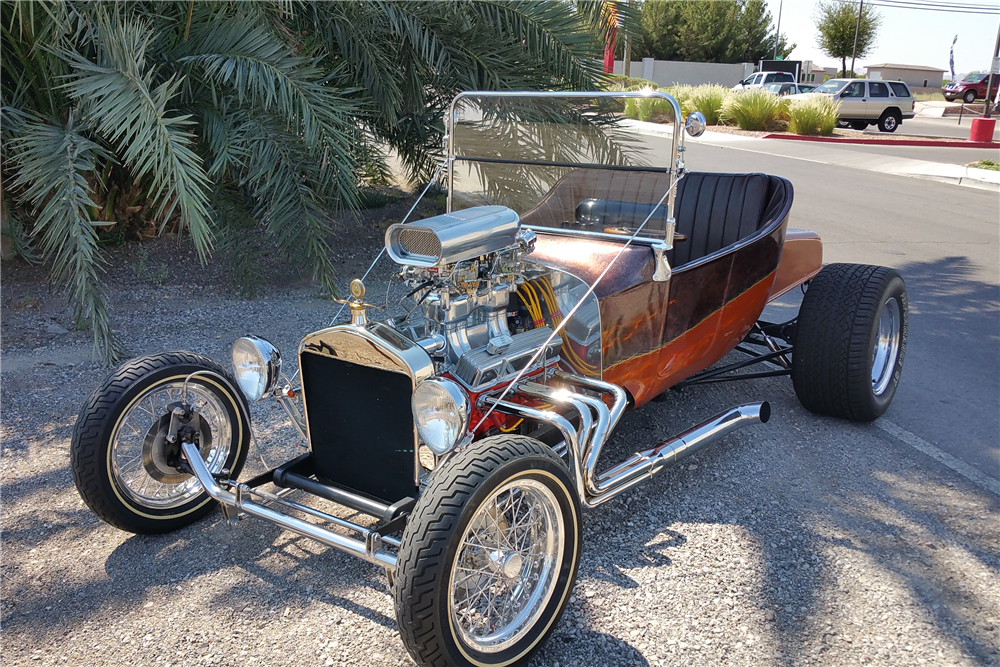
[412,379,469,455]
[231,336,281,402]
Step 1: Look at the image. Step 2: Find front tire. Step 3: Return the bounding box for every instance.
[394,435,581,667]
[71,351,250,534]
[792,264,908,422]
[850,120,868,131]
[964,90,977,104]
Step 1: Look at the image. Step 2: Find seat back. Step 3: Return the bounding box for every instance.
[670,172,770,267]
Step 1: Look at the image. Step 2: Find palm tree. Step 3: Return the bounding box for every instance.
[1,0,607,363]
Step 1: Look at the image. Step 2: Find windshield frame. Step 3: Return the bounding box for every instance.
[445,90,684,238]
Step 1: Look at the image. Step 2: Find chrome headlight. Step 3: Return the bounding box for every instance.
[412,379,469,455]
[231,336,281,402]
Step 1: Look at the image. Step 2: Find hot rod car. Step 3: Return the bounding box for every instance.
[71,91,907,667]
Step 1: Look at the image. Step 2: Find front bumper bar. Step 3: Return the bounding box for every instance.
[181,442,397,571]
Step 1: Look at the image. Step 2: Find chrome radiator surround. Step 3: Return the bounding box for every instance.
[298,323,434,494]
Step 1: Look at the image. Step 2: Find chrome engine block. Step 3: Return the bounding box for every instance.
[385,206,557,387]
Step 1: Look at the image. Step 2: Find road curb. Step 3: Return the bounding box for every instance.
[761,133,1000,149]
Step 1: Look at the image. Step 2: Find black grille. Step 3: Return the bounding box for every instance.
[300,352,416,503]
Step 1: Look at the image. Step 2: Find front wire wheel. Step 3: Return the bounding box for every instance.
[394,435,581,667]
[72,352,250,534]
[451,478,564,654]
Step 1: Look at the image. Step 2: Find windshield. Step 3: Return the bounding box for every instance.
[815,79,849,94]
[963,73,985,82]
[763,83,782,93]
[448,92,680,237]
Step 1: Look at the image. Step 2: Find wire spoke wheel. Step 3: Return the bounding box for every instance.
[394,435,580,667]
[72,352,249,534]
[450,479,563,653]
[110,381,233,509]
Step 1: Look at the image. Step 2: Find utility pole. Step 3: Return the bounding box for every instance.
[773,0,783,60]
[984,17,1000,118]
[849,0,864,78]
[622,0,631,78]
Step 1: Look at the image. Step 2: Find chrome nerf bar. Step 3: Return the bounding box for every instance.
[180,442,398,571]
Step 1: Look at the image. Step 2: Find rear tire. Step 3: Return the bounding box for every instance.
[71,351,250,534]
[850,120,868,131]
[394,435,581,667]
[877,111,900,133]
[792,264,908,422]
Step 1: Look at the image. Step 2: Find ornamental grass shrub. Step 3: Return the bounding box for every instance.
[787,96,840,135]
[665,84,696,117]
[686,85,730,125]
[721,89,787,131]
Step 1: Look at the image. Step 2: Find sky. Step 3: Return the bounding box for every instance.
[763,0,1000,78]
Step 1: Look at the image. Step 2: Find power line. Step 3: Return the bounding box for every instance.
[875,0,1000,8]
[840,0,1000,13]
[859,0,1000,14]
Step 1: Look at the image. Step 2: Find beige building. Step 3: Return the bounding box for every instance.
[864,63,947,89]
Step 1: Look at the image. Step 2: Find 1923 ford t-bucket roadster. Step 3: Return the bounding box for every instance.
[71,91,907,667]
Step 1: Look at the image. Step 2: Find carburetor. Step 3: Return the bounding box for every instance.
[384,206,550,373]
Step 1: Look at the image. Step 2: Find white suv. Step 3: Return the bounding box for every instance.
[795,78,915,133]
[732,71,795,91]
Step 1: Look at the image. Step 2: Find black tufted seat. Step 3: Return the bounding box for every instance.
[669,172,771,267]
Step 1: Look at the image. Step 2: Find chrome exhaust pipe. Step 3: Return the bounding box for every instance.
[591,402,770,505]
[180,442,397,570]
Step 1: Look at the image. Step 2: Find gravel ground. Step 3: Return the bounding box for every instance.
[2,211,998,667]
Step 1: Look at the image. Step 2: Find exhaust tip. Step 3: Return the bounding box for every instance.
[759,401,771,424]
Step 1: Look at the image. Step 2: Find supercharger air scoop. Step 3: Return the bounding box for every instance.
[384,206,520,268]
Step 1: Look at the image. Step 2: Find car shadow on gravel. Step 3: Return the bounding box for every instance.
[574,359,999,666]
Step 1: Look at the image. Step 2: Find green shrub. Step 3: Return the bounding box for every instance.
[721,89,786,131]
[606,75,658,91]
[686,85,730,125]
[665,84,696,117]
[787,96,840,135]
[970,159,1000,171]
[624,97,639,119]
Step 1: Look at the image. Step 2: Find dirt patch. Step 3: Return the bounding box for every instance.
[0,189,444,358]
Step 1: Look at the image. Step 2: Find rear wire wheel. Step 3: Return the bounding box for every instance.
[394,435,581,667]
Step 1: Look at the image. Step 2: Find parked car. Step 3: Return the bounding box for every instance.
[70,90,908,667]
[943,73,999,104]
[763,82,816,96]
[732,70,796,91]
[789,78,915,132]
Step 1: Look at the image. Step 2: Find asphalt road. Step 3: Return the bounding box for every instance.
[859,115,1000,141]
[664,135,1000,482]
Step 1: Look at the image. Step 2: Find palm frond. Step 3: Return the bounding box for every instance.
[177,14,357,147]
[8,111,124,363]
[61,10,214,259]
[232,110,341,296]
[463,1,604,91]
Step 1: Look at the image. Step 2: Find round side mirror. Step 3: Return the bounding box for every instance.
[684,111,706,138]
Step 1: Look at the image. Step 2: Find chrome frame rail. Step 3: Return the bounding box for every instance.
[181,442,398,571]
